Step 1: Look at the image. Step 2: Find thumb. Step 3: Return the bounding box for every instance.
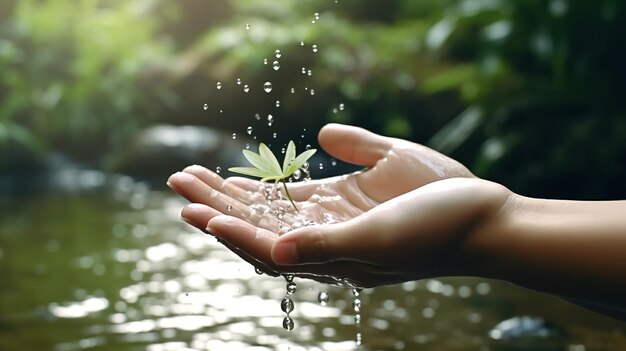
[271,219,375,265]
[318,123,392,167]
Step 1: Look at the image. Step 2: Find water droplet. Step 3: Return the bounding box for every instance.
[286,282,296,295]
[203,103,208,110]
[290,88,295,94]
[275,49,282,59]
[301,67,306,74]
[318,290,329,306]
[227,204,233,212]
[243,84,250,92]
[263,82,273,93]
[245,143,250,150]
[263,58,268,65]
[356,332,362,345]
[310,89,315,96]
[293,169,301,180]
[273,132,278,139]
[267,114,274,126]
[282,316,294,331]
[314,12,320,21]
[312,44,318,53]
[216,82,222,90]
[247,126,253,135]
[339,103,345,111]
[307,69,312,76]
[216,166,221,173]
[272,60,280,70]
[281,297,294,314]
[219,109,223,114]
[300,40,305,46]
[353,298,361,313]
[255,267,264,275]
[331,159,337,166]
[354,314,361,325]
[232,133,237,139]
[275,100,280,107]
[305,144,312,150]
[254,113,261,120]
[245,23,250,30]
[319,163,324,170]
[236,78,241,85]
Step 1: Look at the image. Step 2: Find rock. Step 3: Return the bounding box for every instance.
[108,124,247,179]
[488,315,567,350]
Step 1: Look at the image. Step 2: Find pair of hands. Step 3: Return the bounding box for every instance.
[168,123,511,288]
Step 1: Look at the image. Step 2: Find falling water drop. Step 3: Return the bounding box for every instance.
[305,144,312,150]
[318,290,329,306]
[263,82,273,93]
[273,132,278,139]
[310,89,315,96]
[293,169,301,180]
[353,298,361,313]
[264,58,268,65]
[232,133,237,139]
[312,44,318,53]
[286,282,296,295]
[255,267,264,275]
[216,82,222,90]
[275,100,280,107]
[236,78,241,85]
[300,40,305,46]
[290,88,295,94]
[245,23,250,30]
[216,166,221,174]
[203,103,208,110]
[243,84,250,92]
[275,49,282,59]
[331,159,337,166]
[272,60,280,70]
[339,103,345,110]
[254,113,261,120]
[281,297,294,314]
[247,126,253,135]
[267,114,274,126]
[319,163,324,170]
[283,316,294,331]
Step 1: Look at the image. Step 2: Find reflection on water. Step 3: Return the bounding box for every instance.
[1,177,625,351]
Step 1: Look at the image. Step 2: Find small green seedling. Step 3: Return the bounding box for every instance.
[229,140,316,213]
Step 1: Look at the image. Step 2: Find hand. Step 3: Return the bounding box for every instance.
[167,123,488,284]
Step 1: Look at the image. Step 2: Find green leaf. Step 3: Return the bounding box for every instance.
[282,140,296,174]
[286,148,316,176]
[243,149,274,173]
[258,143,283,175]
[228,167,274,179]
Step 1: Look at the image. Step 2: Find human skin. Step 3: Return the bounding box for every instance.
[167,123,626,320]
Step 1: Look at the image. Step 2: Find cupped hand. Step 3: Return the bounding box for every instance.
[168,123,493,285]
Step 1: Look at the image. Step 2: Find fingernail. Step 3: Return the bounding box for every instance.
[272,241,299,265]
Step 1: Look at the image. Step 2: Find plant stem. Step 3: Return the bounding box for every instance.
[281,180,299,213]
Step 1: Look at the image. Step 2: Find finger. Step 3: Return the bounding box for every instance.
[207,215,279,265]
[271,217,382,266]
[167,172,254,220]
[181,203,221,232]
[207,215,388,284]
[224,176,262,192]
[183,165,254,205]
[318,123,392,167]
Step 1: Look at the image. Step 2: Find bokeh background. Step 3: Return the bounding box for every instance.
[1,0,625,350]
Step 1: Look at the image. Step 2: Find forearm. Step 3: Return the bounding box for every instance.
[469,194,626,311]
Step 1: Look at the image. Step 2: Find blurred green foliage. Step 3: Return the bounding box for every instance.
[1,0,625,198]
[0,0,175,159]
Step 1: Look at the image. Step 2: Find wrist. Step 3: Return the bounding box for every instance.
[461,182,521,279]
